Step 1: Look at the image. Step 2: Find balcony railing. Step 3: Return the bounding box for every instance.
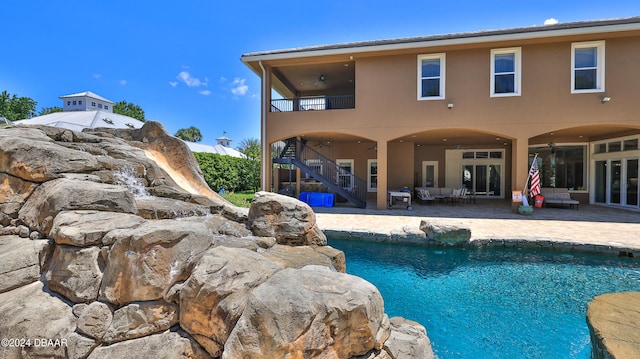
[271,94,355,112]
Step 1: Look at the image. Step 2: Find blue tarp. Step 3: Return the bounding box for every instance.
[299,192,334,207]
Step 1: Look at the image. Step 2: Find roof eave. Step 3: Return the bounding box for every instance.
[241,21,640,63]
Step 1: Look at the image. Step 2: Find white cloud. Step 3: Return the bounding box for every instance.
[92,73,102,80]
[199,90,211,96]
[544,18,559,25]
[169,81,178,87]
[231,78,248,96]
[119,80,127,86]
[177,71,208,87]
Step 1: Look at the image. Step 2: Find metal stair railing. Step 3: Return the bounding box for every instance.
[274,137,367,208]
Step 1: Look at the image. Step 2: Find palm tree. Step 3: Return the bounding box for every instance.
[237,138,260,161]
[175,126,203,142]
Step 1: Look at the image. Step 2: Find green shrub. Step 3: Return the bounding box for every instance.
[193,152,260,193]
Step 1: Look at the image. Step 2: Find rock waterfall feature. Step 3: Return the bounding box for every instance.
[0,122,433,359]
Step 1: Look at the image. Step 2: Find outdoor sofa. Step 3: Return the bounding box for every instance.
[540,187,580,209]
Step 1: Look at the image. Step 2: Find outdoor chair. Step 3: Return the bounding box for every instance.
[415,187,435,204]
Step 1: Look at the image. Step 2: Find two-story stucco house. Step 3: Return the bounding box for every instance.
[242,17,640,210]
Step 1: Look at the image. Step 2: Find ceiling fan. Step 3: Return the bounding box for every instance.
[313,139,332,148]
[313,74,328,88]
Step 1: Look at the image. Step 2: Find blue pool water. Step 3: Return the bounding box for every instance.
[329,239,640,359]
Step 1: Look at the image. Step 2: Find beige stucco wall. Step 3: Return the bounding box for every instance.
[261,31,640,208]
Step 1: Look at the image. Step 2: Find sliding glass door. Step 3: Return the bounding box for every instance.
[462,164,501,197]
[626,159,638,206]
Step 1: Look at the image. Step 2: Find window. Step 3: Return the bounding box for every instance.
[491,47,521,96]
[367,159,378,192]
[67,101,71,106]
[98,104,103,109]
[104,105,109,110]
[624,139,638,151]
[304,159,322,178]
[571,41,605,93]
[529,145,587,190]
[91,102,96,107]
[72,100,77,105]
[417,53,445,100]
[336,159,354,190]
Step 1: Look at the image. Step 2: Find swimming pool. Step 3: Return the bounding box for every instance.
[329,239,640,359]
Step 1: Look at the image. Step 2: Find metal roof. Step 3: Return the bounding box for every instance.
[59,91,115,104]
[242,16,640,61]
[14,110,144,130]
[185,141,246,158]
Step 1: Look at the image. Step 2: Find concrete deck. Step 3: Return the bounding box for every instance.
[314,199,640,254]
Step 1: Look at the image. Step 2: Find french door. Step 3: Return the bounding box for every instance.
[462,164,502,197]
[594,159,639,207]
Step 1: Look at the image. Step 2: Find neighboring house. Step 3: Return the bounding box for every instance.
[60,91,115,112]
[15,91,143,131]
[242,17,640,210]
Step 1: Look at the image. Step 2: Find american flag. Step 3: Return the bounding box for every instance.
[529,160,541,197]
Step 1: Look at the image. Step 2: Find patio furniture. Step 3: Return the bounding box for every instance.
[415,188,435,204]
[539,188,580,209]
[388,191,412,208]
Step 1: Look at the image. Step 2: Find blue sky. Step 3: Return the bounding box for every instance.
[2,1,639,146]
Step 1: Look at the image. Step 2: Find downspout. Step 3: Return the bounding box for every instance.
[258,60,268,191]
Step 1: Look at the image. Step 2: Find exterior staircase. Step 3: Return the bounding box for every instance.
[273,138,367,208]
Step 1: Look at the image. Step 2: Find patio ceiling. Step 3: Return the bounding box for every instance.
[272,61,355,96]
[296,124,640,148]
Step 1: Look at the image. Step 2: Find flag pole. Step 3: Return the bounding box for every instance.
[522,153,539,197]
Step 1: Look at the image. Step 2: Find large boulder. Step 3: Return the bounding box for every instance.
[260,244,341,271]
[420,220,471,246]
[180,247,284,356]
[87,330,211,359]
[99,220,214,305]
[0,172,39,219]
[0,136,100,182]
[248,191,327,246]
[222,267,390,358]
[45,245,103,303]
[587,292,640,359]
[0,235,51,293]
[49,210,146,247]
[0,281,77,359]
[18,178,137,234]
[384,317,435,359]
[135,196,211,219]
[103,301,179,344]
[75,301,113,340]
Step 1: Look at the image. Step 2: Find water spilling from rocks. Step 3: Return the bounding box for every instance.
[114,166,151,198]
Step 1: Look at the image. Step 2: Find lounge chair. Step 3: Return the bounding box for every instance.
[415,187,435,204]
[539,187,580,209]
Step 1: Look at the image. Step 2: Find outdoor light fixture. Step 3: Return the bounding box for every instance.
[601,96,611,103]
[447,103,454,109]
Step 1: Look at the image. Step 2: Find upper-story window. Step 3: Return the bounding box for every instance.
[72,100,77,105]
[78,100,82,105]
[104,105,109,110]
[490,47,521,97]
[91,102,96,107]
[98,103,103,109]
[571,41,605,93]
[417,53,445,100]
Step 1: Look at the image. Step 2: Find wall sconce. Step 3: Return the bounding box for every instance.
[447,103,454,109]
[601,96,611,104]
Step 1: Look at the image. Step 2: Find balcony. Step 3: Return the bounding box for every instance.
[271,94,355,112]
